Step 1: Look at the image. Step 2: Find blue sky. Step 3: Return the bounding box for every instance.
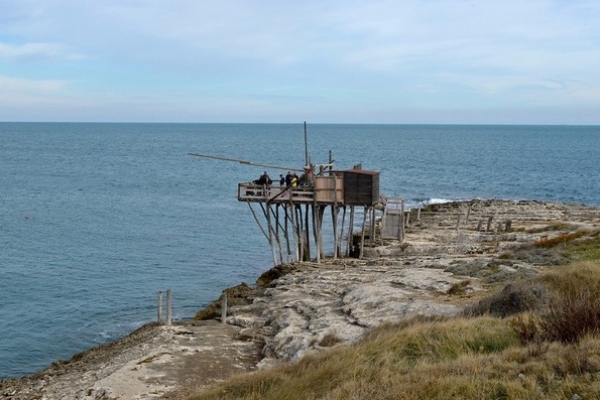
[1,1,599,124]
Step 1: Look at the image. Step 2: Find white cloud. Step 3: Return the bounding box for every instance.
[0,0,599,122]
[0,75,67,92]
[0,42,83,62]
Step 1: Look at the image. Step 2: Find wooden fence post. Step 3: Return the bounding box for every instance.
[157,291,163,324]
[221,291,228,324]
[486,216,494,232]
[166,289,172,326]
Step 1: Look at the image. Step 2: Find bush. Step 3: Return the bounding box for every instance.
[534,263,600,343]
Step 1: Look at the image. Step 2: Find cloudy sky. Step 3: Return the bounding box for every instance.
[1,1,599,124]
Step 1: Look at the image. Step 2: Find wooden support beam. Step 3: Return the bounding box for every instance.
[347,206,355,257]
[360,206,367,259]
[247,202,269,241]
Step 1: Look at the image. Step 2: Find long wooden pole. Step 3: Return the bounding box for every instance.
[247,203,269,240]
[295,205,304,261]
[347,206,355,257]
[340,206,347,257]
[188,153,302,172]
[304,121,309,167]
[157,291,163,324]
[332,176,339,259]
[166,289,172,326]
[360,206,367,259]
[304,204,311,261]
[289,203,300,261]
[284,205,291,262]
[264,202,277,266]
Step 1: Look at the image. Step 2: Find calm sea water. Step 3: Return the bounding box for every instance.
[1,123,599,379]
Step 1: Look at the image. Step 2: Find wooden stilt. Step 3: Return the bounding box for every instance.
[270,204,284,264]
[339,206,347,258]
[332,205,338,259]
[330,175,338,259]
[312,204,320,263]
[347,206,355,257]
[318,206,325,259]
[304,204,311,260]
[247,202,270,241]
[360,206,367,259]
[369,207,375,246]
[290,204,300,261]
[284,205,291,262]
[264,201,277,267]
[295,205,305,261]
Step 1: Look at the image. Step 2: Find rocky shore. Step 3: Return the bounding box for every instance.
[2,199,600,400]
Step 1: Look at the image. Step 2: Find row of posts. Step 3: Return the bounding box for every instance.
[404,207,512,233]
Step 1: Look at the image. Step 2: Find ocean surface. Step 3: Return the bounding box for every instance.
[1,123,599,379]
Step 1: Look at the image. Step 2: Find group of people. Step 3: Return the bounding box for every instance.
[254,169,313,189]
[280,171,299,188]
[253,171,273,186]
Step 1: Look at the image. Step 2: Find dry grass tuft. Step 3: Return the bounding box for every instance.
[319,332,343,347]
[463,281,548,318]
[536,262,600,343]
[446,280,471,295]
[534,231,590,248]
[525,222,578,234]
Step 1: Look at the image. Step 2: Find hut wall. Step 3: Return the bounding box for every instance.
[314,176,344,203]
[334,170,380,206]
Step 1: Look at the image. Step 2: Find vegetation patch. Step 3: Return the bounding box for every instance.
[463,281,549,318]
[525,222,579,234]
[563,233,600,261]
[194,283,259,321]
[446,280,471,295]
[534,230,591,248]
[256,264,302,287]
[445,260,535,284]
[319,333,343,347]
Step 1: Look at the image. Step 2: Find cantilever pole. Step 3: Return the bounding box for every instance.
[188,153,302,172]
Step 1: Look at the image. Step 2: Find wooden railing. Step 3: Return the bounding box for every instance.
[237,183,315,203]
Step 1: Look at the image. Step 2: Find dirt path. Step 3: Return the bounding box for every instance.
[0,321,261,400]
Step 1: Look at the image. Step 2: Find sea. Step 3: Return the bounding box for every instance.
[1,123,599,379]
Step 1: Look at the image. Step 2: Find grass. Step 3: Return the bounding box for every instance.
[191,308,600,399]
[187,234,600,400]
[564,234,600,261]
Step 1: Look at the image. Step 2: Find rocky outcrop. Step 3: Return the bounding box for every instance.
[3,199,600,399]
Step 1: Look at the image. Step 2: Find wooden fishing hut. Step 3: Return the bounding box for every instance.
[190,125,405,267]
[236,163,392,266]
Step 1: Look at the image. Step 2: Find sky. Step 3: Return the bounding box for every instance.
[1,1,599,124]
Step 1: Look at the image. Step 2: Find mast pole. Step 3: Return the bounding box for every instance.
[304,121,309,167]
